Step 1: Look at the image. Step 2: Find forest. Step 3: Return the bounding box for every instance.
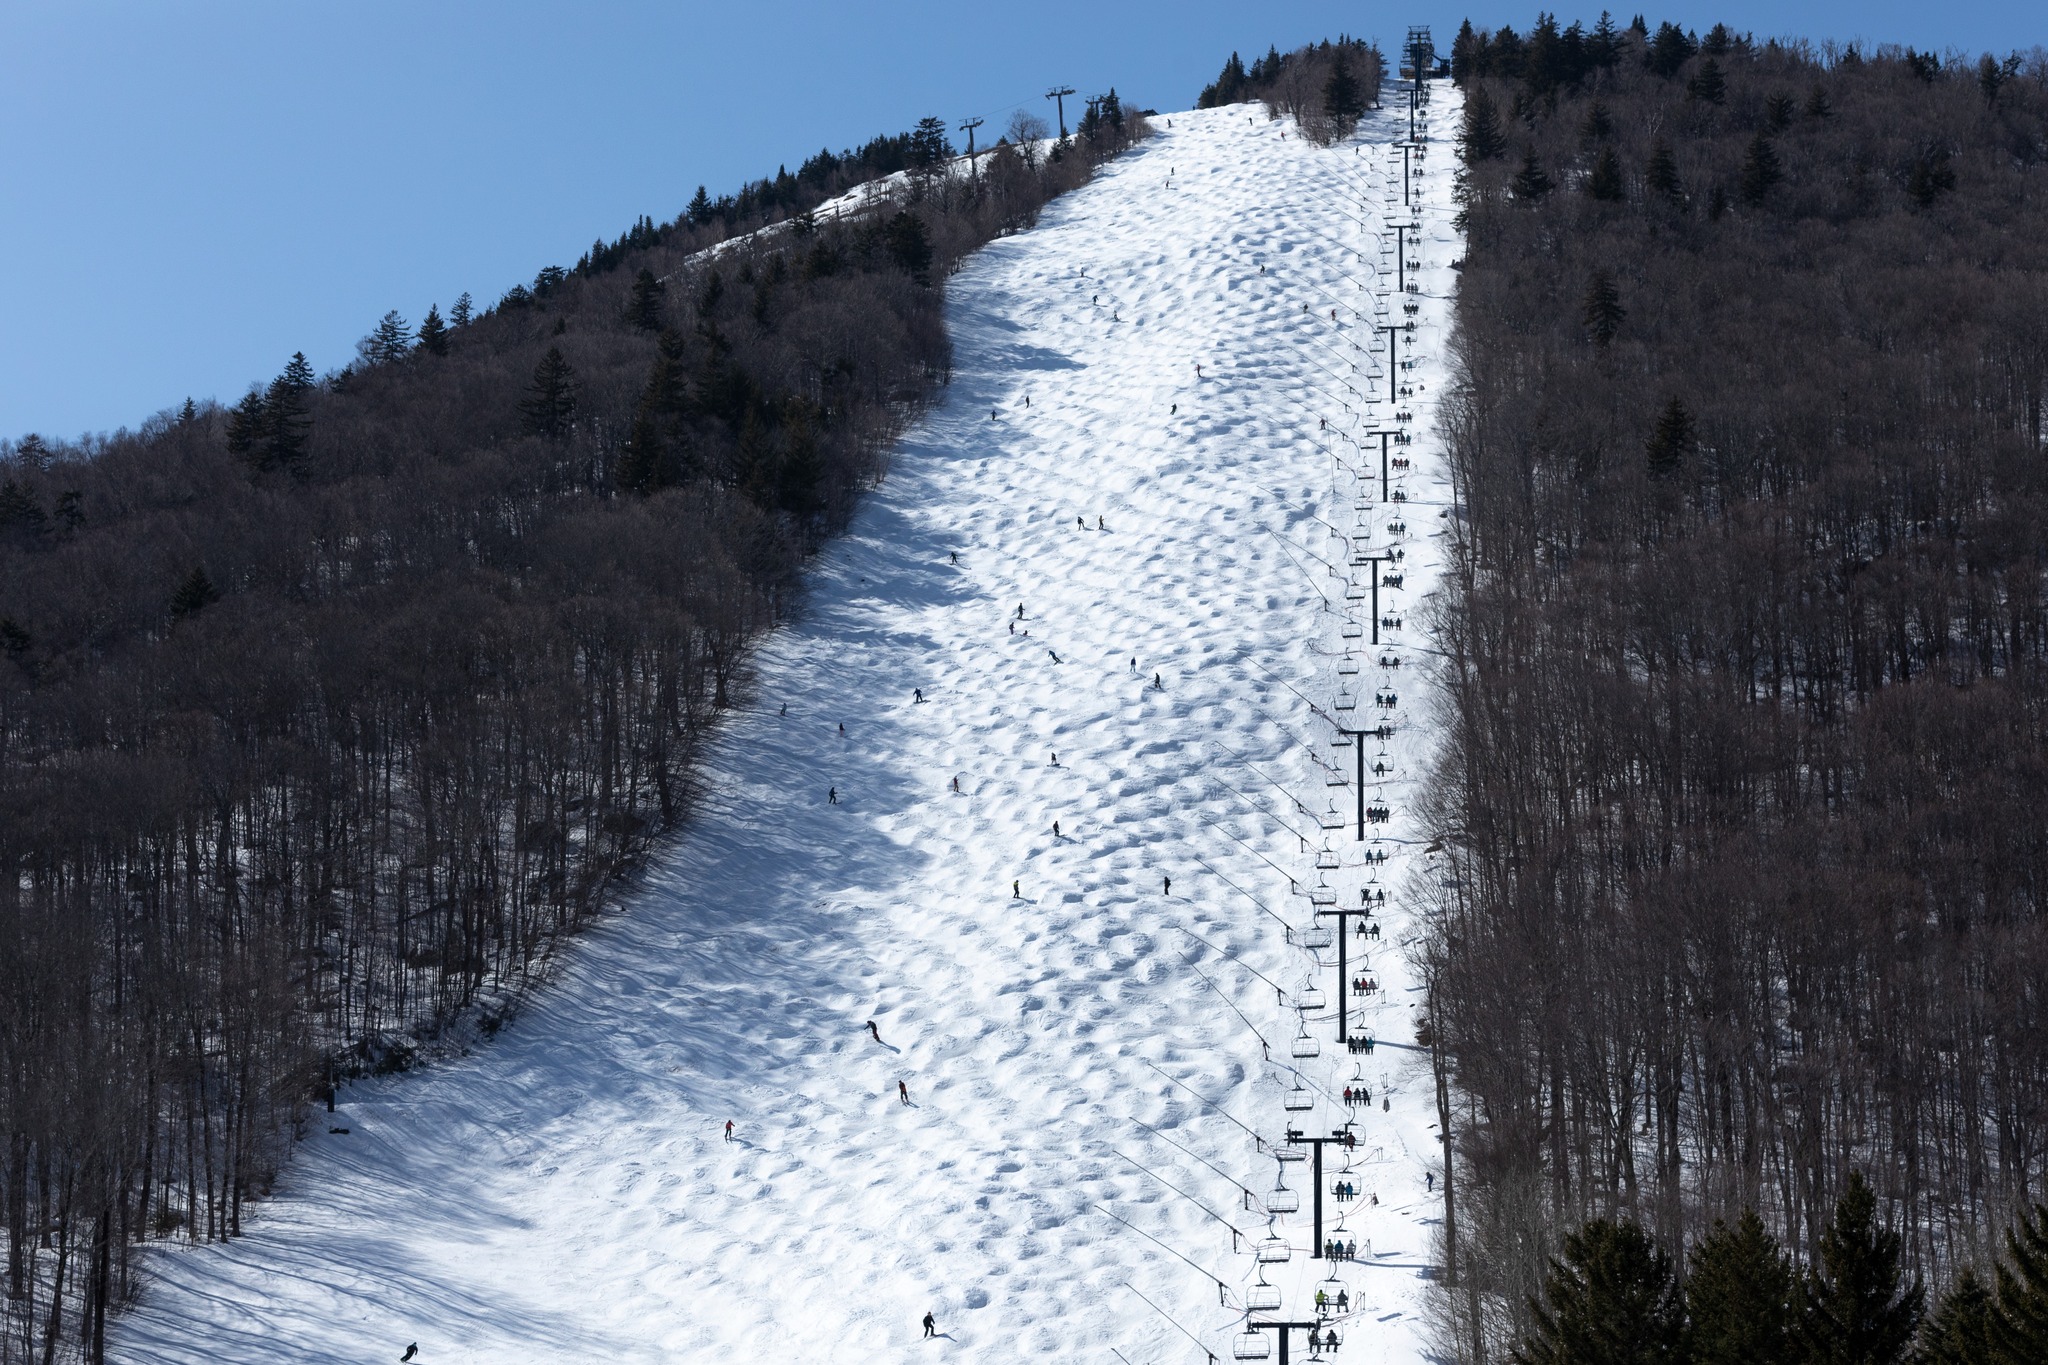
[0,101,1145,1362]
[1200,37,1386,144]
[1422,13,2048,1362]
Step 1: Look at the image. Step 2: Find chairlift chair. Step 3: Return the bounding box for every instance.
[1284,1082,1314,1112]
[1292,1026,1322,1060]
[1337,653,1360,677]
[1256,1234,1293,1263]
[1234,1331,1274,1360]
[1268,1173,1301,1213]
[1302,922,1334,949]
[1247,1268,1283,1312]
[1317,841,1341,866]
[1300,983,1327,1010]
[1275,1139,1307,1162]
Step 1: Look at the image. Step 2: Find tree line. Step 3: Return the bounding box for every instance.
[1199,38,1385,144]
[1418,15,2048,1360]
[0,97,1146,1362]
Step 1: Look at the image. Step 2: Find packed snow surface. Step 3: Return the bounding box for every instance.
[117,93,1461,1365]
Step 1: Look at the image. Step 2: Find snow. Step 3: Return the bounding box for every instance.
[115,92,1461,1365]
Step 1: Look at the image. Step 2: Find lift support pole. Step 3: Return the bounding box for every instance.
[1315,906,1377,1043]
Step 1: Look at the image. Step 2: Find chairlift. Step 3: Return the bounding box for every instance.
[1284,1083,1314,1112]
[1256,1234,1293,1263]
[1292,1026,1322,1060]
[1320,801,1346,829]
[1302,922,1334,949]
[1247,1268,1283,1312]
[1342,618,1364,639]
[1234,1331,1274,1360]
[1268,1172,1301,1213]
[1300,983,1327,1010]
[1337,653,1360,677]
[1317,842,1341,867]
[1275,1139,1307,1162]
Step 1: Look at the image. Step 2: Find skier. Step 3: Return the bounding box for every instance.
[1048,649,1061,664]
[899,1079,911,1105]
[1195,362,1203,377]
[1162,874,1172,896]
[913,688,924,703]
[779,703,787,717]
[1050,752,1058,766]
[923,1311,937,1338]
[951,776,961,792]
[400,1347,418,1363]
[950,550,958,563]
[829,787,838,804]
[1053,821,1061,837]
[1017,604,1025,619]
[1154,672,1163,689]
[1097,515,1105,530]
[1427,1172,1435,1192]
[838,722,845,735]
[1171,403,1177,415]
[1130,658,1138,673]
[869,1020,882,1043]
[724,1119,734,1142]
[1013,879,1021,898]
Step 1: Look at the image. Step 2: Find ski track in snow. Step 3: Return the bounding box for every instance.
[115,95,1461,1365]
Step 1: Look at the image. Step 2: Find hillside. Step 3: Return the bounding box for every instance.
[107,96,1459,1364]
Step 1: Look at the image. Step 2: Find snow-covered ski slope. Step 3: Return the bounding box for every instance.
[116,91,1461,1365]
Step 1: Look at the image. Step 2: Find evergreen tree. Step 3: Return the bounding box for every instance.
[910,115,954,170]
[1804,84,1832,118]
[416,304,449,355]
[0,481,46,541]
[1589,11,1623,67]
[261,352,315,473]
[1739,133,1782,204]
[1512,150,1553,201]
[1581,100,1615,140]
[626,269,666,331]
[1919,1269,1997,1365]
[1324,57,1366,131]
[1688,57,1727,104]
[775,397,824,519]
[1513,1219,1684,1365]
[1800,1171,1923,1365]
[367,310,412,365]
[54,489,83,531]
[1907,149,1957,208]
[1764,92,1796,130]
[1992,1203,2048,1363]
[450,292,473,327]
[169,567,219,619]
[1450,21,1479,85]
[178,397,199,425]
[1581,271,1626,345]
[687,185,713,227]
[520,346,578,438]
[16,433,50,470]
[1198,50,1250,106]
[1646,22,1696,77]
[1645,396,1692,476]
[886,211,933,283]
[1685,1211,1801,1365]
[1587,146,1625,201]
[616,400,665,496]
[1462,87,1507,164]
[226,389,268,459]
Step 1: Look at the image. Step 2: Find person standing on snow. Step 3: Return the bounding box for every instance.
[724,1120,734,1142]
[868,1020,882,1043]
[898,1079,911,1105]
[923,1311,937,1338]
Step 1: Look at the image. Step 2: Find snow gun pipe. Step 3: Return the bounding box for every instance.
[1177,946,1276,1051]
[1238,655,1338,731]
[1198,812,1306,892]
[1205,765,1314,846]
[1091,1204,1232,1296]
[1112,1147,1242,1234]
[1210,742,1318,825]
[1177,925,1285,997]
[1122,1280,1226,1358]
[1187,855,1289,931]
[1129,1114,1256,1201]
[1141,1058,1269,1151]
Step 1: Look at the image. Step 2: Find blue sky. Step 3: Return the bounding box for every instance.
[2,1,2037,440]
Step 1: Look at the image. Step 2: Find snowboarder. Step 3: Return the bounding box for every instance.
[829,787,838,804]
[1154,672,1163,689]
[913,688,924,703]
[923,1311,937,1338]
[1053,821,1061,837]
[990,409,997,420]
[1077,515,1084,528]
[779,703,787,717]
[899,1079,911,1105]
[724,1120,734,1142]
[1048,649,1061,664]
[950,550,958,563]
[868,1020,882,1043]
[400,1347,418,1363]
[838,722,846,735]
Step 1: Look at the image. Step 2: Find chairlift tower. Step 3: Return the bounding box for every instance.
[1045,86,1076,139]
